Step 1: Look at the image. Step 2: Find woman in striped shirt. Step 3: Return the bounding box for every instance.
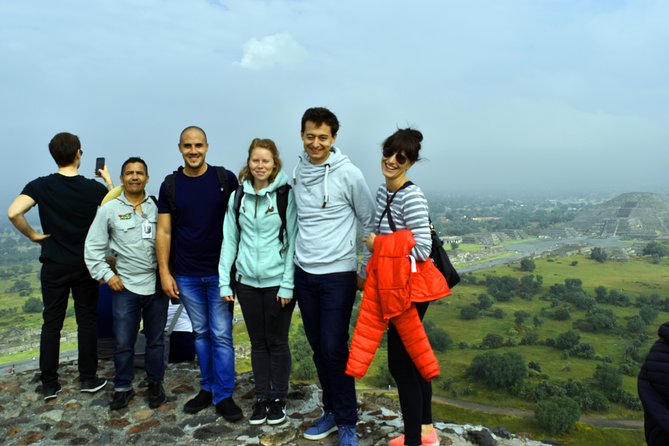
[364,128,439,446]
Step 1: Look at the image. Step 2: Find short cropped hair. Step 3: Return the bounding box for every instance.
[120,157,149,177]
[179,126,208,144]
[48,132,81,167]
[301,107,340,136]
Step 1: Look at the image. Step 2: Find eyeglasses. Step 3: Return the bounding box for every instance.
[79,148,84,155]
[382,147,408,165]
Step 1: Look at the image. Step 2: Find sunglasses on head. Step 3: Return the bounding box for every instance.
[382,147,408,165]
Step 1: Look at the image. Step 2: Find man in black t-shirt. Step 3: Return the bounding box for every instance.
[7,132,114,400]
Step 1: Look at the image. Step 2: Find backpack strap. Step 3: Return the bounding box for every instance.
[233,184,245,235]
[233,183,292,245]
[377,181,413,233]
[275,184,291,245]
[214,166,232,197]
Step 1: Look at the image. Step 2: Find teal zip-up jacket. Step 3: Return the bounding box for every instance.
[218,170,297,299]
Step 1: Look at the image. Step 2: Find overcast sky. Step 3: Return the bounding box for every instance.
[1,0,667,214]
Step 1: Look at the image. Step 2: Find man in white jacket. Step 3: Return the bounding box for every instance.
[292,107,375,446]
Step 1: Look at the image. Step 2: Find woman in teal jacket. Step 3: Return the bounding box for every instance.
[218,138,297,426]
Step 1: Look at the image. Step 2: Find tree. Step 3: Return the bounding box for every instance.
[514,310,531,327]
[450,242,460,250]
[23,297,43,313]
[460,305,480,320]
[491,308,505,319]
[593,364,622,395]
[574,308,617,333]
[520,332,539,346]
[535,396,581,435]
[640,305,659,325]
[424,321,452,352]
[643,241,669,258]
[626,316,646,336]
[520,258,536,272]
[477,294,494,310]
[468,351,526,389]
[555,330,580,350]
[374,366,396,388]
[290,326,317,381]
[481,333,504,349]
[590,247,608,263]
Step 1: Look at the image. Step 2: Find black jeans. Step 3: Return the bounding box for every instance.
[40,262,99,385]
[295,267,358,426]
[236,283,296,401]
[388,301,432,446]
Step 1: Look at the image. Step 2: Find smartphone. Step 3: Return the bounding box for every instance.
[95,157,105,177]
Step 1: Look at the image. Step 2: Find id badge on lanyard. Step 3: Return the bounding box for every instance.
[141,218,154,239]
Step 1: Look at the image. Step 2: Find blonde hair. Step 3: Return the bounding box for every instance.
[239,138,283,186]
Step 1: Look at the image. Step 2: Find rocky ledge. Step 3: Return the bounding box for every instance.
[0,359,549,445]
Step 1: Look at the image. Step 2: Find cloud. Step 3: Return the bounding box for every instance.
[237,32,306,70]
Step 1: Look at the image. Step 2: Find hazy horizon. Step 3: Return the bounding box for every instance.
[2,0,667,214]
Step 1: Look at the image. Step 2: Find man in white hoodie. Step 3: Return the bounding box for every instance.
[292,107,375,446]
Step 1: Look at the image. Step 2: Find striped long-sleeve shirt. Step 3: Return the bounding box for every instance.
[373,183,432,261]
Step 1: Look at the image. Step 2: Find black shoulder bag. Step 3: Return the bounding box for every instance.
[379,182,460,288]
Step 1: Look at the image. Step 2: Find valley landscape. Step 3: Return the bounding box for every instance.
[2,191,668,445]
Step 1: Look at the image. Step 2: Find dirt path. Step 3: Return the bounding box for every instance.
[359,389,644,430]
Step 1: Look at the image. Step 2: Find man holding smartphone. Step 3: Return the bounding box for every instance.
[7,132,114,400]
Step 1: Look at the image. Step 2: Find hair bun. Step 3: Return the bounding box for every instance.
[407,129,423,143]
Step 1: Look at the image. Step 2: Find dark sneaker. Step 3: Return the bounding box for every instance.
[148,381,166,409]
[215,397,243,422]
[43,382,62,401]
[338,424,358,446]
[81,377,108,393]
[249,399,267,425]
[267,398,286,425]
[303,411,337,440]
[110,389,135,410]
[183,389,212,414]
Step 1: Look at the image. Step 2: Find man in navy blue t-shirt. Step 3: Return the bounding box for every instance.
[7,132,113,400]
[156,126,242,421]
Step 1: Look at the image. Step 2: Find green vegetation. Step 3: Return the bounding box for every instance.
[535,396,581,435]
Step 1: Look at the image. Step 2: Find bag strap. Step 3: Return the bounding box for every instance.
[165,302,184,336]
[377,181,413,233]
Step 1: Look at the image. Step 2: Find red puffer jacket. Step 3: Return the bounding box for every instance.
[346,229,450,381]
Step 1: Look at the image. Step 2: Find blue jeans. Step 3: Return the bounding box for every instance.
[176,275,235,404]
[295,267,358,426]
[112,290,168,391]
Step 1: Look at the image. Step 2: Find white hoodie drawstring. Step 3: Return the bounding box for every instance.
[322,163,330,208]
[291,156,302,186]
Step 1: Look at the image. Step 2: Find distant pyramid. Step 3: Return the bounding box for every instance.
[570,192,669,239]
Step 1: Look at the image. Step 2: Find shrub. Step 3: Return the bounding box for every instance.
[535,396,580,435]
[520,332,539,346]
[460,305,480,320]
[555,330,580,350]
[468,351,526,390]
[520,258,536,272]
[491,308,506,319]
[593,364,622,394]
[481,333,505,349]
[590,247,608,263]
[23,297,43,313]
